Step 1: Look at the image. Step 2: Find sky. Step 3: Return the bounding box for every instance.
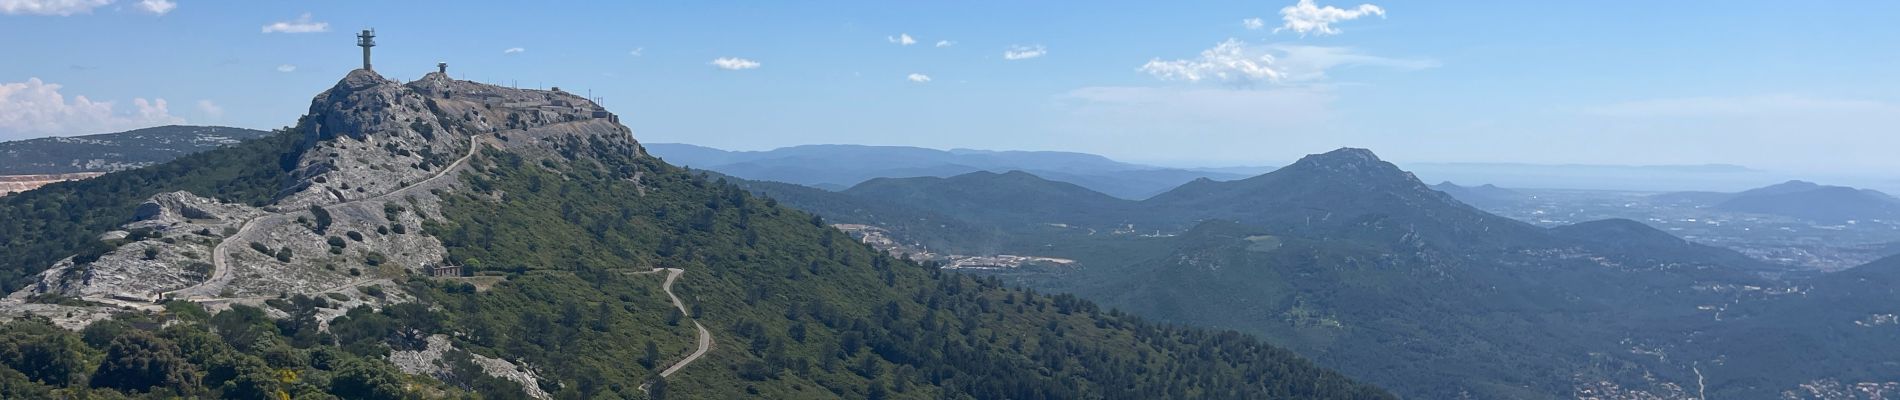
[3,0,1898,176]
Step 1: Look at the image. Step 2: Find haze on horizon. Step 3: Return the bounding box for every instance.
[2,0,1896,175]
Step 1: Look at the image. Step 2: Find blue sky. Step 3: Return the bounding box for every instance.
[3,0,1898,175]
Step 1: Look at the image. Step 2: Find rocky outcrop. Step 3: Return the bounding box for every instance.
[390,334,551,400]
[9,191,262,302]
[1,69,643,334]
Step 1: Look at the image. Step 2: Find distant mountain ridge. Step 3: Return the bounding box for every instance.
[1655,180,1900,222]
[645,142,1254,199]
[0,125,271,175]
[721,147,1879,399]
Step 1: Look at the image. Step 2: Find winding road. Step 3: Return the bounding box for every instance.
[163,135,487,301]
[646,268,713,378]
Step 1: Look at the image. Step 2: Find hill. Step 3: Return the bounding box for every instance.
[0,125,271,175]
[0,70,1391,399]
[644,143,1250,199]
[844,171,1136,229]
[1653,180,1900,222]
[1142,148,1553,250]
[1431,181,1522,207]
[1719,181,1900,222]
[1549,218,1783,274]
[738,147,1866,398]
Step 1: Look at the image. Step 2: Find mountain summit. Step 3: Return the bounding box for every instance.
[1143,147,1544,249]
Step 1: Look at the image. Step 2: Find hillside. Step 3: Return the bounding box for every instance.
[1549,218,1783,274]
[0,70,1391,399]
[844,171,1136,229]
[645,143,1250,199]
[1142,148,1554,251]
[737,147,1871,399]
[0,125,271,175]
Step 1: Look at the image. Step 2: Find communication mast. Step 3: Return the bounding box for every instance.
[357,29,376,71]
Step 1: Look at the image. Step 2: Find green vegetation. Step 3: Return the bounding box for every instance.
[0,128,1393,398]
[731,148,1828,398]
[0,129,303,293]
[0,302,460,398]
[408,142,1392,398]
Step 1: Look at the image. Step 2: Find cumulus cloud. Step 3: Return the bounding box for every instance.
[1243,17,1266,30]
[1139,39,1432,85]
[1139,39,1281,84]
[629,47,644,57]
[935,40,956,47]
[1275,0,1385,36]
[276,64,296,72]
[710,57,761,70]
[195,99,222,119]
[907,73,932,83]
[135,0,173,15]
[888,33,917,46]
[261,13,328,33]
[0,78,184,138]
[503,47,525,54]
[0,0,110,15]
[1003,45,1047,60]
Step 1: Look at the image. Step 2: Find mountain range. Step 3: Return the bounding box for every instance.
[0,70,1390,399]
[0,125,270,175]
[644,143,1256,199]
[721,147,1896,399]
[7,74,1895,399]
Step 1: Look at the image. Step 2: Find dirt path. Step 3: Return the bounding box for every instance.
[163,136,486,301]
[652,268,712,378]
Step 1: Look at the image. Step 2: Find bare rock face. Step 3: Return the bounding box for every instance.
[281,69,475,208]
[389,334,551,400]
[10,191,261,303]
[1,69,644,338]
[132,191,251,228]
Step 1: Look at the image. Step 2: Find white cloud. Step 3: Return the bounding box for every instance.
[1003,45,1047,60]
[261,13,328,33]
[1275,0,1385,36]
[0,78,184,138]
[629,47,644,57]
[710,57,761,70]
[135,0,173,15]
[1139,39,1432,85]
[0,0,109,15]
[1264,43,1438,81]
[888,33,917,46]
[276,64,296,73]
[1243,17,1266,30]
[195,99,222,119]
[1139,39,1281,84]
[935,40,956,47]
[907,73,932,83]
[503,47,525,54]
